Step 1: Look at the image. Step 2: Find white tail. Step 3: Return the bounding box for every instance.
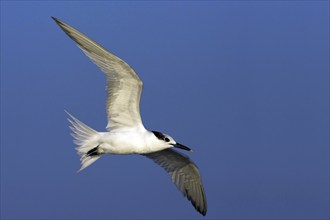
[66,111,102,172]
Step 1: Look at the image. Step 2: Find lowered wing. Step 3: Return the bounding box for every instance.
[143,149,207,216]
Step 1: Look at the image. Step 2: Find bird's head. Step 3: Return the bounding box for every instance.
[151,131,192,152]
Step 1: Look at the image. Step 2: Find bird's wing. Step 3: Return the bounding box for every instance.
[143,149,207,216]
[52,17,144,131]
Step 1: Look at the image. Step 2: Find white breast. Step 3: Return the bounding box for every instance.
[98,130,167,154]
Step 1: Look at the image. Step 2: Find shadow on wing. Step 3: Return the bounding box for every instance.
[143,149,207,216]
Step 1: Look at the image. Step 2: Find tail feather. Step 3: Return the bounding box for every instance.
[66,111,102,172]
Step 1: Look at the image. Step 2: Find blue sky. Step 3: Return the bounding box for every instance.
[1,1,329,219]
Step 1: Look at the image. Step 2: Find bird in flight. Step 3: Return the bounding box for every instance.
[52,17,207,216]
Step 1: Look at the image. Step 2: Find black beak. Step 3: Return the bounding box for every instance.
[173,143,192,152]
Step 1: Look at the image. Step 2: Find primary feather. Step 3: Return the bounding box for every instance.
[52,17,144,131]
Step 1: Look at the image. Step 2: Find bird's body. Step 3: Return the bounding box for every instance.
[53,17,207,216]
[98,129,170,154]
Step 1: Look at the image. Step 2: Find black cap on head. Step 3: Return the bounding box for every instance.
[152,131,167,140]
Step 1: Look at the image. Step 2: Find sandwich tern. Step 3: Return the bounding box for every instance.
[52,17,207,216]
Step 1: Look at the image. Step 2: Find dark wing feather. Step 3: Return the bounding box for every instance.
[143,149,207,216]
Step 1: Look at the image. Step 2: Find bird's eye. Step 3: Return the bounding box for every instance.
[164,137,170,142]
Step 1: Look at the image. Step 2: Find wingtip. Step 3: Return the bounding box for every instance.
[197,205,207,216]
[51,16,59,22]
[200,208,207,216]
[51,16,64,26]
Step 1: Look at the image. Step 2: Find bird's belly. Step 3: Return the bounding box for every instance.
[99,132,152,154]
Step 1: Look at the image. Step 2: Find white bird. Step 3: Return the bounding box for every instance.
[52,17,207,216]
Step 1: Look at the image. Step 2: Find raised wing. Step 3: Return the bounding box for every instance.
[143,149,207,216]
[52,17,144,131]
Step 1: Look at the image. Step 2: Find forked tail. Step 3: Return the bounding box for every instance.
[66,111,102,172]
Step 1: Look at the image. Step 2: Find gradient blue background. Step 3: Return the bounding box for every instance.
[1,1,329,219]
